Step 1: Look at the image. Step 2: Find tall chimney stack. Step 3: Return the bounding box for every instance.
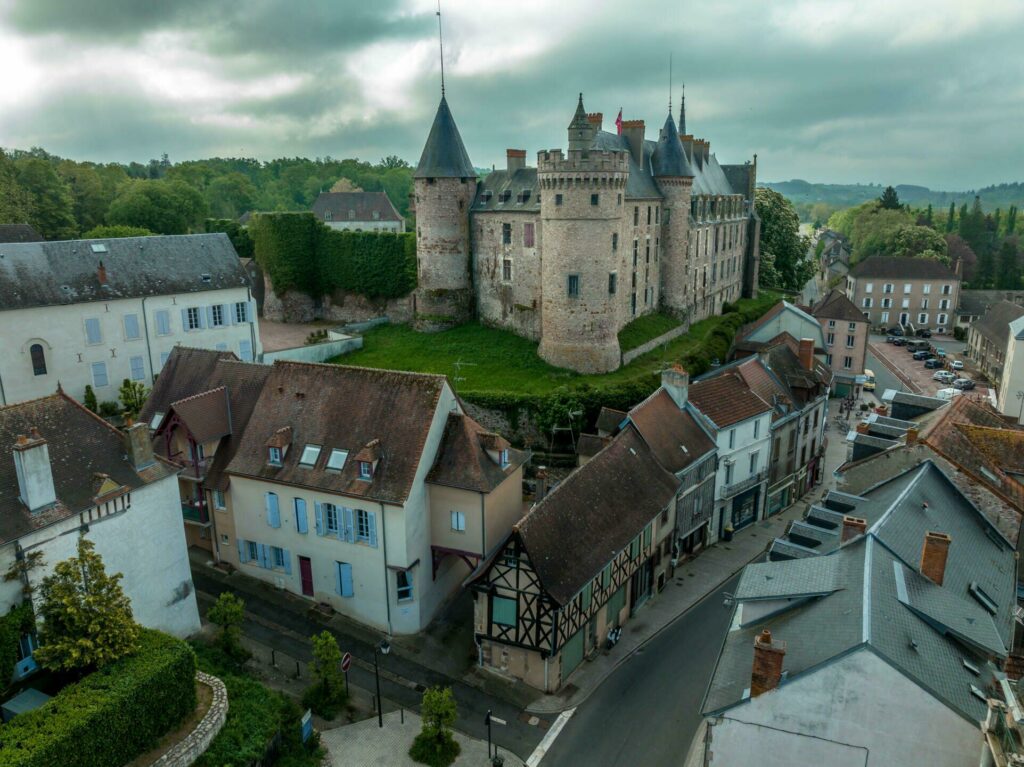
[506,149,526,174]
[750,628,786,697]
[920,531,951,586]
[535,466,549,503]
[798,338,815,371]
[661,365,689,409]
[841,516,867,543]
[124,422,155,471]
[12,428,57,512]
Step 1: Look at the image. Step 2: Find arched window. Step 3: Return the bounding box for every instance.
[30,344,46,376]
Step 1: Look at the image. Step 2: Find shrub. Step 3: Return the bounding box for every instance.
[0,603,35,693]
[207,592,248,661]
[302,631,347,719]
[83,385,98,413]
[97,401,121,417]
[409,686,460,767]
[0,629,196,767]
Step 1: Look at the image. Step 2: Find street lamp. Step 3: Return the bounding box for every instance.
[374,639,390,728]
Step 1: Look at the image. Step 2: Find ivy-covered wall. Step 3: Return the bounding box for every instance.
[0,603,34,692]
[251,212,416,300]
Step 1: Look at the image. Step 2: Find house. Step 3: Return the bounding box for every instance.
[142,353,527,635]
[0,224,43,243]
[701,461,1017,767]
[0,392,200,681]
[956,289,1024,331]
[968,300,1024,386]
[810,289,869,396]
[730,301,826,361]
[312,192,405,233]
[0,233,260,407]
[998,313,1024,424]
[845,256,959,333]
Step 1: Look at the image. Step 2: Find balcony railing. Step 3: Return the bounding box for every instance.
[181,501,209,525]
[722,470,768,499]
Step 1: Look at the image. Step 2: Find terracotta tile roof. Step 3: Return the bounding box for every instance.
[167,387,231,444]
[735,358,791,420]
[958,425,1024,475]
[577,433,611,459]
[0,392,175,544]
[266,426,292,449]
[427,413,529,493]
[689,371,773,429]
[226,362,448,504]
[515,425,679,605]
[628,389,716,472]
[811,289,867,324]
[140,347,238,425]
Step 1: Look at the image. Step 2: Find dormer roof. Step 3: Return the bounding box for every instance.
[267,426,292,449]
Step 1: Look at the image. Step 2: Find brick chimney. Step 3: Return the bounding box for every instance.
[920,531,951,586]
[905,427,919,446]
[841,516,868,543]
[621,120,646,166]
[535,466,548,502]
[662,365,689,409]
[798,338,815,371]
[855,422,870,435]
[586,113,603,131]
[124,422,155,471]
[750,628,786,697]
[506,149,526,174]
[12,427,57,512]
[97,261,107,286]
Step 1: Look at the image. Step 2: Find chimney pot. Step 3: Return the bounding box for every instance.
[905,428,919,446]
[920,531,951,586]
[12,429,56,512]
[661,365,689,409]
[798,338,815,372]
[751,628,786,697]
[535,466,549,502]
[841,516,868,543]
[855,422,870,435]
[124,423,155,471]
[97,261,107,285]
[506,148,527,174]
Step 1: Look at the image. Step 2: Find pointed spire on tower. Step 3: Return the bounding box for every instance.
[414,97,475,179]
[569,92,588,129]
[679,84,686,136]
[653,110,693,178]
[567,92,594,152]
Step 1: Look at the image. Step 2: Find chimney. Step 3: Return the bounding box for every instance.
[12,428,57,512]
[97,261,107,286]
[506,148,526,174]
[920,531,951,586]
[855,422,870,435]
[124,423,155,471]
[621,120,645,166]
[841,516,867,543]
[662,365,689,409]
[798,338,815,371]
[586,112,603,131]
[905,427,919,446]
[750,628,786,697]
[535,466,548,502]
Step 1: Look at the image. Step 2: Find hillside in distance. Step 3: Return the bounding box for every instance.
[763,179,1024,212]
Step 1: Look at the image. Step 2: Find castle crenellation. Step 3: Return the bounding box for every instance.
[412,91,761,373]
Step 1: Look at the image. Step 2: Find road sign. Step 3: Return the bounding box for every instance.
[300,709,313,743]
[341,652,352,672]
[490,715,507,726]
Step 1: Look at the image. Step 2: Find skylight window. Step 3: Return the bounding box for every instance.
[970,684,988,702]
[90,243,108,253]
[963,658,980,676]
[969,582,998,616]
[299,444,322,467]
[149,412,164,430]
[326,448,348,471]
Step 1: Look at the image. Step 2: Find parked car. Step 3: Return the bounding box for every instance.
[951,360,965,370]
[924,359,942,369]
[892,337,908,346]
[913,350,934,361]
[934,348,946,358]
[907,340,930,352]
[885,336,898,344]
[915,328,932,338]
[953,378,975,390]
[933,371,956,383]
[887,327,904,336]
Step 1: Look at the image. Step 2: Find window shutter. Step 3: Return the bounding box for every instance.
[295,499,308,534]
[239,340,253,361]
[266,493,280,528]
[340,563,354,597]
[335,562,343,595]
[314,502,324,536]
[206,306,215,327]
[180,308,190,332]
[282,550,292,576]
[257,543,269,568]
[342,507,354,543]
[237,539,248,563]
[222,304,233,325]
[367,511,378,548]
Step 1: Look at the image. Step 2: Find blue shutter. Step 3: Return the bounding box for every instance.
[340,563,354,597]
[342,507,354,542]
[259,543,271,569]
[335,562,343,595]
[282,550,292,576]
[91,362,108,388]
[237,539,248,563]
[248,300,256,323]
[124,313,140,340]
[295,499,308,534]
[266,493,280,528]
[85,318,101,344]
[314,502,324,536]
[367,511,378,548]
[156,310,170,335]
[239,340,253,361]
[181,309,190,332]
[206,306,215,327]
[130,355,145,381]
[222,304,232,325]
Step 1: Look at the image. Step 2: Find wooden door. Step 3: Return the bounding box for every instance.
[299,556,314,597]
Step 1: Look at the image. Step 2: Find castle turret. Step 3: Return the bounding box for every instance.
[413,96,478,330]
[567,93,595,152]
[653,111,694,314]
[537,138,629,373]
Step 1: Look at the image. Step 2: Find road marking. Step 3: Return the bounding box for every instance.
[525,707,576,766]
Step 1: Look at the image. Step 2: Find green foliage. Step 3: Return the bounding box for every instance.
[996,240,1021,290]
[205,218,254,259]
[249,212,319,294]
[83,385,98,413]
[15,156,78,239]
[106,179,208,234]
[0,629,196,767]
[97,401,121,417]
[81,224,154,238]
[410,686,460,767]
[755,188,814,290]
[878,185,901,210]
[617,312,683,352]
[946,202,957,232]
[0,149,35,225]
[302,631,347,719]
[0,603,36,694]
[887,225,949,263]
[207,592,247,660]
[35,538,139,674]
[958,196,990,257]
[117,379,148,420]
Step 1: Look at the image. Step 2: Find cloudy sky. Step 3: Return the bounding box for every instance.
[1,0,1022,189]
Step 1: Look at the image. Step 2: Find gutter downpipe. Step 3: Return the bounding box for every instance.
[248,287,258,361]
[142,295,156,384]
[381,502,392,636]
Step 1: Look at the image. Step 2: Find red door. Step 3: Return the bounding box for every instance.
[299,556,314,597]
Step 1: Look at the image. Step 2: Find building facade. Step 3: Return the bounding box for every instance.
[845,256,960,333]
[811,289,869,396]
[997,314,1024,424]
[968,300,1024,386]
[411,92,761,373]
[0,234,259,407]
[312,191,405,233]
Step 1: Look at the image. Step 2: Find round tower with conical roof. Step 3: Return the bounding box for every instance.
[412,96,478,331]
[652,110,694,314]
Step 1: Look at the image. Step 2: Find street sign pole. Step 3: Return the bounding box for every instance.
[340,651,353,698]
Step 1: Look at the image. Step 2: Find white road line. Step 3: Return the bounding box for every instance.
[525,707,576,767]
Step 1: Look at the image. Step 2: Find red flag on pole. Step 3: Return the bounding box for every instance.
[615,108,623,135]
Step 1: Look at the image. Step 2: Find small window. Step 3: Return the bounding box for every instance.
[634,206,639,226]
[269,446,283,466]
[555,194,563,206]
[608,272,617,295]
[491,595,517,626]
[500,448,509,467]
[29,344,46,376]
[213,489,226,509]
[754,420,760,439]
[90,243,108,253]
[299,444,321,467]
[325,210,333,221]
[591,193,599,206]
[524,222,535,247]
[130,355,145,381]
[502,259,512,282]
[84,317,102,345]
[451,511,466,531]
[271,546,286,569]
[325,504,340,534]
[612,233,618,251]
[567,274,580,297]
[187,307,202,330]
[234,302,249,323]
[149,412,164,430]
[502,223,512,245]
[326,448,348,471]
[210,304,225,327]
[969,582,998,615]
[749,452,759,473]
[155,310,171,336]
[359,461,372,480]
[247,541,259,561]
[963,658,980,676]
[396,570,414,602]
[355,509,372,542]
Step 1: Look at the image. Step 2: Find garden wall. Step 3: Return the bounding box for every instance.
[621,322,691,366]
[151,672,228,767]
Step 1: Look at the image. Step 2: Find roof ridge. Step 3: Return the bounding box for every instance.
[57,388,132,440]
[0,390,63,414]
[283,359,448,382]
[170,385,227,409]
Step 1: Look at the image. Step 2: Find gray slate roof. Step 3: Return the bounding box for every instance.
[474,168,540,212]
[849,256,957,280]
[706,461,1015,726]
[971,300,1024,348]
[0,224,43,243]
[591,131,663,199]
[414,97,476,179]
[312,191,403,223]
[0,233,248,312]
[652,113,693,178]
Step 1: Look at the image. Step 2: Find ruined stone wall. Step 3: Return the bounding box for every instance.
[472,210,542,340]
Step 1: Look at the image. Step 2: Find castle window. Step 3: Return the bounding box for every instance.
[634,206,639,226]
[500,190,511,203]
[608,272,617,295]
[555,194,563,206]
[524,222,535,247]
[30,344,46,376]
[646,244,650,263]
[617,193,622,205]
[655,207,660,224]
[631,293,637,315]
[633,239,638,266]
[591,193,599,206]
[502,223,512,245]
[502,259,512,282]
[612,233,618,251]
[647,206,652,225]
[324,211,333,221]
[567,274,580,298]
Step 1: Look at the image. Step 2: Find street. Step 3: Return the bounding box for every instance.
[540,574,740,767]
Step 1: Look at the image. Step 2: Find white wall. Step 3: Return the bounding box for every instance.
[714,412,772,500]
[1,287,259,406]
[997,336,1024,423]
[707,649,980,767]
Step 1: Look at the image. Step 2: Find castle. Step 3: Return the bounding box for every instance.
[412,91,761,373]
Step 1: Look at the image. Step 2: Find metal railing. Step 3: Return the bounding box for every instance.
[181,501,209,524]
[721,470,767,499]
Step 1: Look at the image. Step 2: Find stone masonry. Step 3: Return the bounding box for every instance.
[151,671,228,767]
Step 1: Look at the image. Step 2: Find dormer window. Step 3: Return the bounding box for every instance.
[324,211,333,221]
[149,412,164,431]
[500,448,509,467]
[358,461,373,480]
[269,447,283,466]
[299,444,321,468]
[326,448,348,471]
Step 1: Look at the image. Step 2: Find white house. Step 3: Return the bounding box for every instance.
[0,233,259,407]
[0,391,201,680]
[312,192,406,233]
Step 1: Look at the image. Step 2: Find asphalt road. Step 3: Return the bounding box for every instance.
[540,573,741,767]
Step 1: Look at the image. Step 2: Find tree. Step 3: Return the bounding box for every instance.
[82,224,154,239]
[924,204,933,227]
[996,239,1021,290]
[974,247,996,289]
[205,172,256,219]
[106,179,208,234]
[754,188,813,290]
[15,157,78,239]
[379,155,410,170]
[959,196,989,258]
[303,631,347,718]
[207,591,246,659]
[205,218,254,259]
[118,379,148,421]
[83,385,98,413]
[1008,205,1018,235]
[409,686,460,767]
[878,185,901,210]
[0,150,35,225]
[886,225,949,263]
[945,234,977,281]
[945,201,956,233]
[4,550,45,601]
[35,537,139,674]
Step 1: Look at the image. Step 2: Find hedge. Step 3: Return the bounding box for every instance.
[0,605,34,696]
[250,212,416,300]
[0,629,196,767]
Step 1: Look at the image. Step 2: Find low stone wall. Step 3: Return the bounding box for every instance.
[261,335,362,364]
[620,322,690,366]
[151,671,228,767]
[261,274,413,325]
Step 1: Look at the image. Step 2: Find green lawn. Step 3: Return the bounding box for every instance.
[617,312,683,352]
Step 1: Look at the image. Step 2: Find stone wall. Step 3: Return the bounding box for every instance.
[262,273,412,325]
[151,671,228,767]
[261,334,363,364]
[620,321,690,366]
[461,400,545,447]
[473,211,542,340]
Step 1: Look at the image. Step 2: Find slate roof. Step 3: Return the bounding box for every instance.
[0,224,43,243]
[652,113,693,178]
[957,290,1024,318]
[706,461,1015,726]
[811,289,866,323]
[515,425,679,605]
[226,362,448,504]
[0,233,248,312]
[414,96,476,179]
[627,389,716,474]
[849,256,958,280]
[426,413,529,493]
[0,392,175,545]
[473,168,539,213]
[720,164,754,201]
[577,433,610,459]
[591,131,663,200]
[595,407,627,436]
[971,300,1024,348]
[312,192,403,223]
[689,371,773,429]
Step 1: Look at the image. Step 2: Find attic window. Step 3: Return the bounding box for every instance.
[963,658,980,676]
[299,444,322,467]
[499,190,512,203]
[324,211,333,221]
[517,189,531,203]
[969,582,998,615]
[149,412,164,430]
[201,273,211,283]
[358,461,373,480]
[970,685,988,703]
[500,448,509,467]
[90,243,108,253]
[372,211,380,220]
[326,448,348,471]
[268,446,283,466]
[481,191,493,203]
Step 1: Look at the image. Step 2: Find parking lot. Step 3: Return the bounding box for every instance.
[866,333,991,400]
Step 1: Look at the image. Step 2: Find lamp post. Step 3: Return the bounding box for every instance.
[374,638,390,728]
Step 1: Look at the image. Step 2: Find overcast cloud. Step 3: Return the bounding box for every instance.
[1,0,1022,189]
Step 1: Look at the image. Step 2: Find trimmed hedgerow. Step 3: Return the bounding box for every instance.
[0,629,196,767]
[0,604,34,695]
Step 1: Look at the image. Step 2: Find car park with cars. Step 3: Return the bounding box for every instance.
[933,371,955,383]
[924,359,942,369]
[953,378,975,390]
[951,360,964,370]
[887,327,904,336]
[915,328,932,338]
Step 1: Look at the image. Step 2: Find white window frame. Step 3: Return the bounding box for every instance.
[396,570,414,602]
[865,282,873,293]
[268,446,283,466]
[234,302,249,323]
[355,509,371,543]
[903,283,912,294]
[883,283,894,294]
[213,489,226,509]
[359,461,372,480]
[210,304,225,327]
[325,504,340,535]
[451,510,466,532]
[187,307,202,331]
[922,283,932,294]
